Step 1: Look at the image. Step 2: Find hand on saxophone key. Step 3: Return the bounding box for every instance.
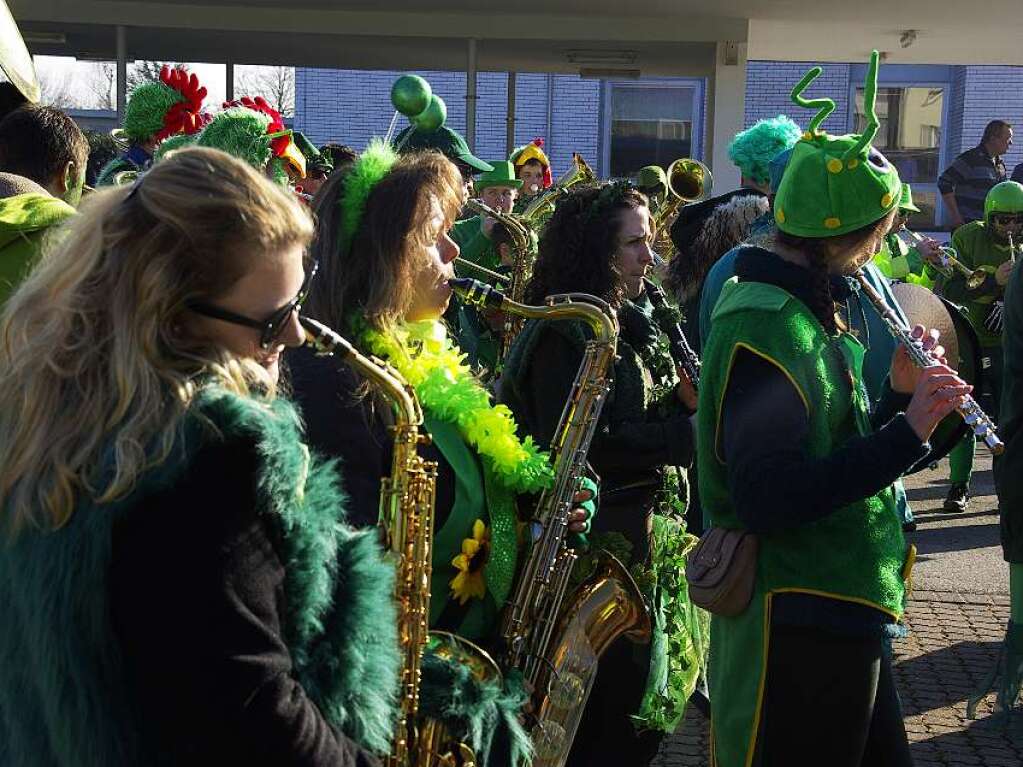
[567,478,599,548]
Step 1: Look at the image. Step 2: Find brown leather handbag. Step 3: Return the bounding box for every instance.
[685,527,759,617]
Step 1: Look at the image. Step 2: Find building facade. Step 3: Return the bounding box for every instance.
[295,62,1023,229]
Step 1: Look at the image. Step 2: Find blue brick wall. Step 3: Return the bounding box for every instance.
[294,62,1023,185]
[295,68,599,177]
[744,61,850,134]
[954,66,1023,174]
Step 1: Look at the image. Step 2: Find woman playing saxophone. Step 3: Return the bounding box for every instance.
[287,146,595,767]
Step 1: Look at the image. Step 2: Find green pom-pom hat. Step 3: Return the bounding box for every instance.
[774,51,902,239]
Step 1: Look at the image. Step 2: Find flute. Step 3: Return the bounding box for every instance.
[851,269,1003,455]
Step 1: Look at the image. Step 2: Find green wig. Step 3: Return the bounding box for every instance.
[728,116,802,186]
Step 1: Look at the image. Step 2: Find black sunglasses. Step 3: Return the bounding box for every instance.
[188,261,319,349]
[991,213,1023,226]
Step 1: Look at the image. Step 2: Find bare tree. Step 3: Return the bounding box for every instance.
[87,62,116,111]
[127,61,185,93]
[38,68,77,110]
[237,66,295,117]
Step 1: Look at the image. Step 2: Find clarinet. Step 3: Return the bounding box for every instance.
[851,269,1004,455]
[644,278,701,390]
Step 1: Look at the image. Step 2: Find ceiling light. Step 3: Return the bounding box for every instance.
[566,49,638,66]
[899,30,917,49]
[24,32,66,45]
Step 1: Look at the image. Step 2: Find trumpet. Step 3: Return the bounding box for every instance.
[520,153,596,223]
[904,230,986,290]
[650,158,713,235]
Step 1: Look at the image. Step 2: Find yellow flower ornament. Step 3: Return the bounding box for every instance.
[450,519,491,605]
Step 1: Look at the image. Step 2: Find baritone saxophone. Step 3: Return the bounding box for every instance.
[449,279,652,767]
[299,316,437,767]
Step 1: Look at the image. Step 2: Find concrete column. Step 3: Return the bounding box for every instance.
[116,26,127,124]
[506,71,516,156]
[707,41,747,194]
[466,38,478,150]
[225,61,234,102]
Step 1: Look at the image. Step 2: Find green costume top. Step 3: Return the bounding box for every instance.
[451,215,501,273]
[876,231,935,288]
[0,191,74,306]
[0,386,402,765]
[996,247,1023,563]
[940,220,1011,347]
[698,279,909,766]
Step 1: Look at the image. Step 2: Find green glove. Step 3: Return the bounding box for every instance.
[568,475,599,549]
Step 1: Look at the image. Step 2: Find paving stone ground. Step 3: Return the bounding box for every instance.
[652,450,1023,766]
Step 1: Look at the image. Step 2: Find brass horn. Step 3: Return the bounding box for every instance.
[651,158,713,234]
[520,153,596,223]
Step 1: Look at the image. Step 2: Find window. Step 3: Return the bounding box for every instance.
[854,86,944,228]
[606,83,699,178]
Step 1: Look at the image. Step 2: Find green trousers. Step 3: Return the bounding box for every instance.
[949,346,1004,485]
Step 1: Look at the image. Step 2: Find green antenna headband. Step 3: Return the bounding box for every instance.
[790,67,834,135]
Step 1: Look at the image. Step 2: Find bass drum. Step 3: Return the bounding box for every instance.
[890,283,982,474]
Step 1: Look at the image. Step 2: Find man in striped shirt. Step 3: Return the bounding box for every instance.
[939,120,1012,227]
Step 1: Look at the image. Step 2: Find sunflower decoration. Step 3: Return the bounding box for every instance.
[450,519,491,605]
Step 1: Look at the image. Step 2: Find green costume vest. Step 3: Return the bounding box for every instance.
[942,220,1011,347]
[697,279,909,767]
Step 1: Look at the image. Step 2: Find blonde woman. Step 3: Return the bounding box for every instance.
[0,147,399,767]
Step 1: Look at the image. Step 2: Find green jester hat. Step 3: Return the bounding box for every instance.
[774,50,902,238]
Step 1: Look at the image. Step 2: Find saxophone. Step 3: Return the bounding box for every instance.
[450,278,652,767]
[462,198,535,362]
[299,316,438,767]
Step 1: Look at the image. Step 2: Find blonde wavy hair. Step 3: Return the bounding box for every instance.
[0,146,313,536]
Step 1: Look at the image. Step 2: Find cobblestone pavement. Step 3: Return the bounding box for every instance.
[652,451,1023,767]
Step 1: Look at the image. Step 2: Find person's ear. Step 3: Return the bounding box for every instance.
[58,161,75,195]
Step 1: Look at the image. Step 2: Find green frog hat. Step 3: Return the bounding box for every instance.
[774,50,902,238]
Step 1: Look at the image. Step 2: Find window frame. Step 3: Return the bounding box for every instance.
[599,77,705,179]
[847,72,952,229]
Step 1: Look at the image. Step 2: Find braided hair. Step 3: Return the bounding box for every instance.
[774,209,895,334]
[525,183,648,308]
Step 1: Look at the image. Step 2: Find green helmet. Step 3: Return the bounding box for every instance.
[984,181,1023,224]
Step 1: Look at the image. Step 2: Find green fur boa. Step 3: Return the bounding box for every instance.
[419,646,534,766]
[0,386,400,765]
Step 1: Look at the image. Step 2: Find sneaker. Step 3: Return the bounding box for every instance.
[943,483,970,513]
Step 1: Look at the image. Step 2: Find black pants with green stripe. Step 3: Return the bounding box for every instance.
[755,625,912,767]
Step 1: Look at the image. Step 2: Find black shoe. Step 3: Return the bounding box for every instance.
[944,483,970,513]
[902,521,918,533]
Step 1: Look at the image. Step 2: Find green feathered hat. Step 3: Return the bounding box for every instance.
[119,65,208,143]
[152,132,198,163]
[774,51,902,238]
[196,99,305,185]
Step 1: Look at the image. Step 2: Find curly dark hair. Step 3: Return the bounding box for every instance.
[525,183,648,308]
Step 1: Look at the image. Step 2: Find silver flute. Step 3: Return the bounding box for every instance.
[852,269,1004,455]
